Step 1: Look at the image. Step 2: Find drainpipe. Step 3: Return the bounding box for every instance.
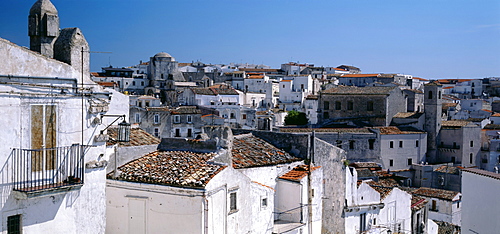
[203,192,209,234]
[307,131,315,233]
[113,145,118,178]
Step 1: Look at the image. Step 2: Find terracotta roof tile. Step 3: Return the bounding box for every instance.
[279,128,373,133]
[434,165,460,174]
[411,195,428,211]
[232,134,302,169]
[366,181,393,200]
[462,168,500,181]
[107,127,161,147]
[323,86,397,95]
[109,151,225,188]
[279,165,321,182]
[441,120,471,128]
[411,187,460,201]
[393,112,424,119]
[374,126,425,135]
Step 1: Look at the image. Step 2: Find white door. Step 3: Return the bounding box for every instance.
[128,198,146,234]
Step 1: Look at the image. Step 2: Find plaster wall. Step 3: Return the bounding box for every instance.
[380,133,427,170]
[377,188,412,233]
[461,171,500,234]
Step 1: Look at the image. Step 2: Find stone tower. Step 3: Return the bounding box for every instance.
[29,0,59,58]
[424,81,443,163]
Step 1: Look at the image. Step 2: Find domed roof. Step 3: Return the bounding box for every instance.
[30,0,58,15]
[154,52,172,58]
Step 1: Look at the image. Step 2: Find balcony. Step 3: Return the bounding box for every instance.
[11,144,85,198]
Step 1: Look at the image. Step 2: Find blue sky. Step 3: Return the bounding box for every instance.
[1,0,499,79]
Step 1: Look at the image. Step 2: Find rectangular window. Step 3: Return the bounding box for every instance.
[369,139,375,150]
[154,128,159,137]
[431,200,437,211]
[187,128,192,138]
[399,141,403,148]
[347,101,353,110]
[390,141,394,148]
[154,114,160,124]
[349,140,355,150]
[389,159,394,167]
[135,113,141,123]
[470,141,474,147]
[242,114,247,120]
[408,158,413,166]
[175,129,180,137]
[367,101,374,111]
[261,197,268,208]
[174,115,180,123]
[187,115,192,123]
[324,101,330,110]
[7,214,21,234]
[335,101,341,110]
[416,140,419,147]
[360,213,366,231]
[31,105,57,171]
[229,192,237,212]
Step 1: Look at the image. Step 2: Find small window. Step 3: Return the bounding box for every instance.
[7,214,21,234]
[347,101,353,110]
[399,141,403,148]
[367,101,374,111]
[174,115,180,123]
[229,192,237,212]
[230,113,236,119]
[242,114,247,120]
[135,113,141,123]
[187,115,192,123]
[389,159,394,167]
[470,141,474,147]
[428,90,433,99]
[261,197,268,208]
[187,128,192,138]
[408,158,413,166]
[175,129,180,137]
[470,153,473,164]
[335,101,341,110]
[154,114,160,124]
[324,101,330,110]
[154,128,159,137]
[416,140,419,147]
[349,140,355,150]
[390,141,394,148]
[369,139,375,150]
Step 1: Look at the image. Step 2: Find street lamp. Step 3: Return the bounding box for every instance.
[100,115,130,142]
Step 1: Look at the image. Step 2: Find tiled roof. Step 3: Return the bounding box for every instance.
[349,162,382,169]
[374,126,425,135]
[483,124,500,130]
[239,68,282,73]
[341,73,380,78]
[411,187,460,201]
[462,167,500,181]
[279,128,373,133]
[424,80,442,86]
[411,195,428,211]
[366,181,393,200]
[247,75,265,79]
[279,165,321,182]
[403,89,423,94]
[492,113,500,117]
[107,127,161,147]
[322,86,397,95]
[281,80,292,82]
[434,220,461,234]
[97,81,116,87]
[191,88,215,95]
[441,120,471,128]
[356,168,376,178]
[442,102,458,110]
[393,112,423,119]
[170,106,201,114]
[232,134,302,169]
[412,77,428,81]
[305,95,318,100]
[434,165,460,174]
[110,151,226,188]
[202,114,224,119]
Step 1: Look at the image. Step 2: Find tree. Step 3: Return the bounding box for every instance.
[284,110,308,126]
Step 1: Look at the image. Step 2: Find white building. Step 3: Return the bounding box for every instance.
[461,168,500,234]
[375,127,428,170]
[0,0,129,232]
[411,187,461,226]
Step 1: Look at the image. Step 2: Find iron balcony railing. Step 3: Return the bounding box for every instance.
[11,144,85,193]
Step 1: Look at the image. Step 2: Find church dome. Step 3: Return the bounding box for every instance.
[154,52,175,61]
[30,0,58,15]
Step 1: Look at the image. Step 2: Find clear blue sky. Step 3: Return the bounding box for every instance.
[1,0,499,79]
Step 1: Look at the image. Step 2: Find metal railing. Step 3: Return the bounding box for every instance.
[11,144,85,192]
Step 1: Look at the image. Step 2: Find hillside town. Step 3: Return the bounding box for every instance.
[0,0,499,234]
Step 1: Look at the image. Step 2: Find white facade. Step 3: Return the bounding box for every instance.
[376,188,412,233]
[461,168,500,234]
[379,132,428,170]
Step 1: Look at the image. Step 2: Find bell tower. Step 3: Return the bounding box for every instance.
[28,0,59,58]
[424,80,443,163]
